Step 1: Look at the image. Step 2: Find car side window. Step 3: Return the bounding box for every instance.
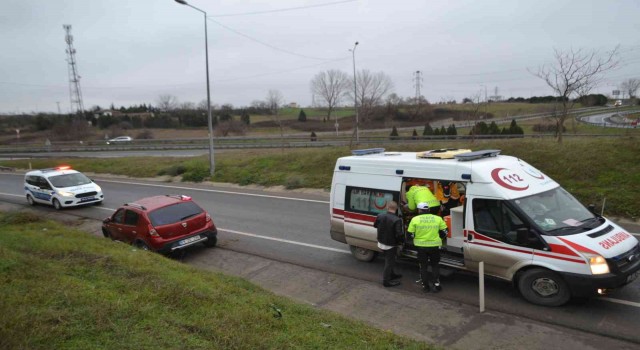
[112,209,126,224]
[473,198,541,249]
[124,210,139,226]
[38,177,51,190]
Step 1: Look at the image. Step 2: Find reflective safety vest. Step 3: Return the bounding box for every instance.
[407,214,447,247]
[406,185,439,210]
[435,181,461,203]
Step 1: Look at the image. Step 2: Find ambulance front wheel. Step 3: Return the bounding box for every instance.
[517,268,570,307]
[350,245,377,262]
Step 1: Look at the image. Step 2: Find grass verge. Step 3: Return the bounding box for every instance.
[0,211,431,349]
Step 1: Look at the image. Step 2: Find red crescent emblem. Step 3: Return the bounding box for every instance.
[491,168,529,191]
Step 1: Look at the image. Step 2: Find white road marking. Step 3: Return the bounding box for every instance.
[600,297,640,308]
[98,179,330,204]
[0,193,22,198]
[219,228,351,254]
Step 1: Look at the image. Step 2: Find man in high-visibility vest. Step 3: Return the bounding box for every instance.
[407,202,448,293]
[405,183,440,212]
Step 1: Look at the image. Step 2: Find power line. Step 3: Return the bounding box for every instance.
[210,0,356,17]
[206,17,344,61]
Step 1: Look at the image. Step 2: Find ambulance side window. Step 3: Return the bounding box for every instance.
[345,186,399,215]
[473,198,541,248]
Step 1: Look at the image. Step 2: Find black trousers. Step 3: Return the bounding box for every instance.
[382,247,398,282]
[416,246,440,287]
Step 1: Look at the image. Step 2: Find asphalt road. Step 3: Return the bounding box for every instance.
[1,172,640,344]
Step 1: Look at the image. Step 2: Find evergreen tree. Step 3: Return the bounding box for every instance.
[423,123,433,136]
[241,110,251,125]
[389,126,399,140]
[439,126,447,135]
[412,129,418,140]
[447,124,457,135]
[310,131,317,141]
[298,109,307,122]
[489,121,501,134]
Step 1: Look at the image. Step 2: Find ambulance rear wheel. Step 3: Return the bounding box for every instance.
[517,268,570,307]
[350,245,376,262]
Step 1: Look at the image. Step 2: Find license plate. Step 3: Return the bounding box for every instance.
[627,271,640,284]
[179,235,200,246]
[80,197,95,202]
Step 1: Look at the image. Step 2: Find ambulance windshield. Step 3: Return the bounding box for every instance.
[512,187,599,236]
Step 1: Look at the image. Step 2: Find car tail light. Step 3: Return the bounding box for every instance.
[148,224,160,237]
[205,213,211,222]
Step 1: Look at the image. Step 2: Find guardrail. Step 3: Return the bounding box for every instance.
[1,133,637,155]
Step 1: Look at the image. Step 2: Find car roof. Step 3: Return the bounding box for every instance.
[25,168,80,177]
[125,195,194,211]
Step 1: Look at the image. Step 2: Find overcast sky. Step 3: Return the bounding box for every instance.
[1,0,638,114]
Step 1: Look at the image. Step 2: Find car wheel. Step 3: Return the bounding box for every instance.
[349,245,377,262]
[101,228,111,239]
[517,268,571,306]
[52,199,62,210]
[135,240,150,251]
[203,235,217,248]
[26,195,36,206]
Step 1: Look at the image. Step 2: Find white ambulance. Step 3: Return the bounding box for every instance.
[330,148,640,306]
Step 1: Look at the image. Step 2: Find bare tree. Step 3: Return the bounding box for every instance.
[310,70,350,122]
[620,78,640,99]
[532,47,619,143]
[350,69,394,122]
[156,94,179,112]
[266,90,285,148]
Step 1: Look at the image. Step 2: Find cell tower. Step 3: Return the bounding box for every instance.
[413,70,423,102]
[63,24,85,115]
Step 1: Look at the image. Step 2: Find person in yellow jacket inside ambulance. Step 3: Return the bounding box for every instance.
[407,202,448,293]
[404,181,440,212]
[435,181,461,216]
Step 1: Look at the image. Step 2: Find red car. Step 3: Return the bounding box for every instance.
[102,195,217,254]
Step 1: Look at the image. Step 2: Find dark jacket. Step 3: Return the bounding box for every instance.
[374,212,403,246]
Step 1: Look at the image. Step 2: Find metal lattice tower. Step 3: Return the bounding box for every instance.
[413,70,423,102]
[63,24,85,114]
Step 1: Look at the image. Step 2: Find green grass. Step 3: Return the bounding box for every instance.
[2,138,639,219]
[0,211,431,349]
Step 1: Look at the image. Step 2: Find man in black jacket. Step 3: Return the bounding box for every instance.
[373,201,404,287]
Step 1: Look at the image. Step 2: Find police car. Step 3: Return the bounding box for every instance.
[24,166,104,209]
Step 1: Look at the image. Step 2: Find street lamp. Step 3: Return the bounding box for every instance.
[350,41,359,143]
[175,0,215,176]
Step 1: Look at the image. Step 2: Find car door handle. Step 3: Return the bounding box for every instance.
[467,233,473,241]
[132,231,136,234]
[118,228,122,231]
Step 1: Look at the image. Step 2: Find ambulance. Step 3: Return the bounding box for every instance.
[329,148,640,306]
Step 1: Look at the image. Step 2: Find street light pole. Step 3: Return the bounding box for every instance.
[350,41,359,143]
[175,0,215,176]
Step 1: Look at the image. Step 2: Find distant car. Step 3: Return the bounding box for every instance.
[106,136,133,144]
[614,100,622,107]
[101,195,217,254]
[24,166,104,209]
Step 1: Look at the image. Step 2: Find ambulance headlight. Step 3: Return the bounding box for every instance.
[586,254,610,275]
[57,191,74,197]
[94,185,102,192]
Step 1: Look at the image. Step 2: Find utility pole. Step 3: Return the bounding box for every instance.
[63,25,85,115]
[56,102,61,115]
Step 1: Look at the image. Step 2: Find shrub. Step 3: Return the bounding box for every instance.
[181,166,209,182]
[285,175,306,189]
[157,165,187,177]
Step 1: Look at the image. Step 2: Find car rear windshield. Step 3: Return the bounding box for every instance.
[48,173,92,188]
[148,201,204,226]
